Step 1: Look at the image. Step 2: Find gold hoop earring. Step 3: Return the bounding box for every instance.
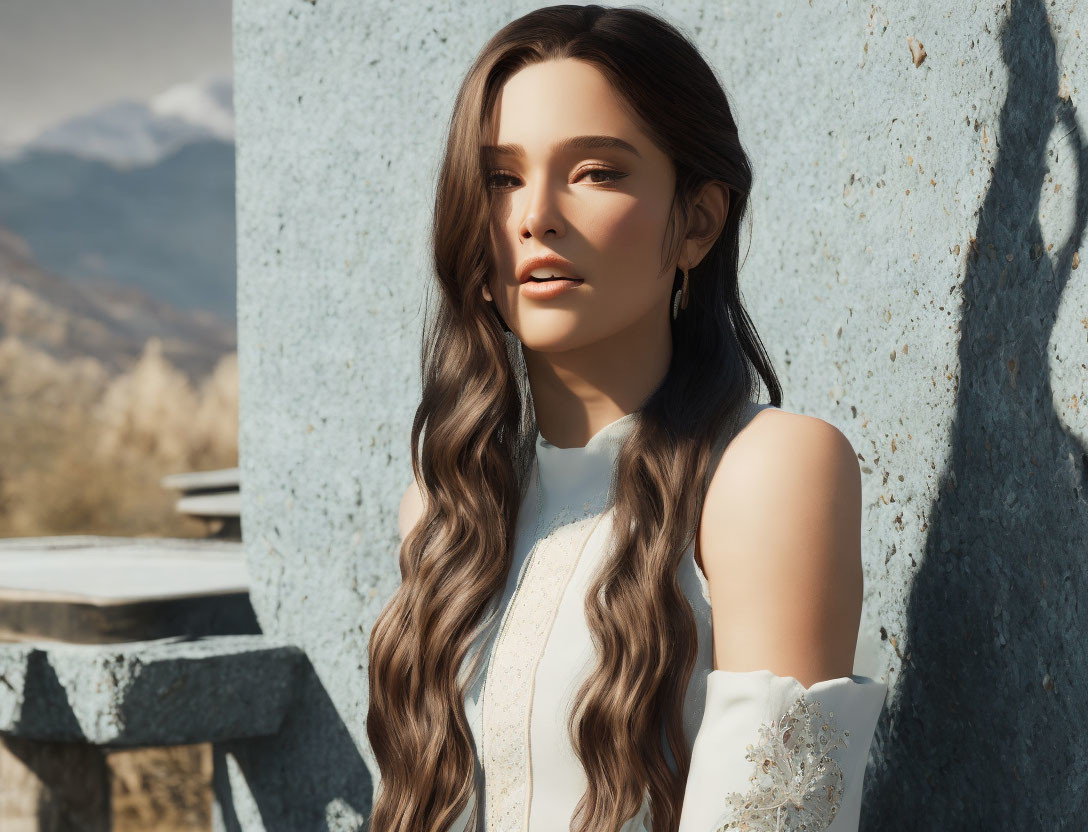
[672,265,690,320]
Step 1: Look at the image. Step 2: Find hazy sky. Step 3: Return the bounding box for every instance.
[0,0,232,149]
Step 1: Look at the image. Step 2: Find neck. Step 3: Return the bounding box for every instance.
[522,305,671,449]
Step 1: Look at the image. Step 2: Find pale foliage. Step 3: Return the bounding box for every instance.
[0,335,237,537]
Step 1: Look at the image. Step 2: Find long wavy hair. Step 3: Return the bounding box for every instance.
[366,5,782,831]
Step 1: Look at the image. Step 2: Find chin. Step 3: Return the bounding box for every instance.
[514,321,596,353]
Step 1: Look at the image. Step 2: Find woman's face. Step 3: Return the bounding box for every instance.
[482,58,682,354]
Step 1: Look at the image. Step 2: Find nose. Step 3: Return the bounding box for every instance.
[519,176,564,240]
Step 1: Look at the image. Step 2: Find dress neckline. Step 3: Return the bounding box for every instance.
[532,411,638,512]
[535,410,639,452]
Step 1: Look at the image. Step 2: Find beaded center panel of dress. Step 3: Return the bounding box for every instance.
[479,493,611,831]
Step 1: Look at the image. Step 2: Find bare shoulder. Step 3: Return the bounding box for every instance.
[397,474,427,542]
[696,407,863,685]
[705,406,858,504]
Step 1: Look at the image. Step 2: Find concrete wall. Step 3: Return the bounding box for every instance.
[229,1,1088,828]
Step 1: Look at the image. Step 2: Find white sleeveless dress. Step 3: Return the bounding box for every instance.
[448,401,888,832]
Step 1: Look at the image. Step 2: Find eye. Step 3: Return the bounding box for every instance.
[484,167,626,190]
[580,167,625,184]
[485,170,518,189]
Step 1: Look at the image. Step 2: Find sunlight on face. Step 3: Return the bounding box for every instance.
[483,58,679,353]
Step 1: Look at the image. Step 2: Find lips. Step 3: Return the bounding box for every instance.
[520,275,584,299]
[516,253,581,284]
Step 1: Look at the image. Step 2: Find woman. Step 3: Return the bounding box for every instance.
[368,6,887,831]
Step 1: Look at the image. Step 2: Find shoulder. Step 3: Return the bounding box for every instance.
[697,407,863,684]
[398,474,427,541]
[707,406,859,505]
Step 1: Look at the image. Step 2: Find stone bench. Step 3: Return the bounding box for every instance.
[0,535,257,643]
[160,467,242,539]
[0,536,305,831]
[0,634,304,745]
[160,468,241,495]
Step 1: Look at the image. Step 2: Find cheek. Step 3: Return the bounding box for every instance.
[489,219,515,278]
[583,198,670,291]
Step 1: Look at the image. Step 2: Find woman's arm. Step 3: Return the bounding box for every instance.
[679,411,887,832]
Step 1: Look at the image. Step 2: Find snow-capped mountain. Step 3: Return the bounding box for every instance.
[0,75,236,320]
[11,75,233,169]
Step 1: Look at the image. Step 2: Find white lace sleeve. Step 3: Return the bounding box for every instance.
[677,668,888,832]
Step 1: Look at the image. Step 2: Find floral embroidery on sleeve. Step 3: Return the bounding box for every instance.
[711,692,850,832]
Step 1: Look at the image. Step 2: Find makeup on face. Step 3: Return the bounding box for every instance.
[515,252,585,300]
[484,59,679,348]
[520,276,584,300]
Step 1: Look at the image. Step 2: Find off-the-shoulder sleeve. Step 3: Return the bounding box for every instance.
[677,668,888,832]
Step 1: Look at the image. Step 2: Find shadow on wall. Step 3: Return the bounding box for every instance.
[213,655,374,831]
[865,0,1088,826]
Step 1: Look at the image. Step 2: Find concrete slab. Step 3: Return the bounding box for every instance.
[0,536,255,642]
[176,492,242,518]
[160,468,241,492]
[0,537,248,603]
[0,634,304,746]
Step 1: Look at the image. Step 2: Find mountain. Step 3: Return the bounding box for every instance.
[0,76,236,321]
[0,225,235,383]
[13,75,234,169]
[0,137,237,321]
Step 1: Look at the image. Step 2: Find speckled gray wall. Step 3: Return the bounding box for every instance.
[228,1,1087,828]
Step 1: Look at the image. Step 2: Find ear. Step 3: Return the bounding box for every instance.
[681,181,731,270]
[482,284,493,303]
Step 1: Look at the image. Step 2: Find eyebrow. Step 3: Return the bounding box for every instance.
[481,134,642,161]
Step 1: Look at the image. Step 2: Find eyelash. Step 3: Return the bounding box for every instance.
[484,167,626,190]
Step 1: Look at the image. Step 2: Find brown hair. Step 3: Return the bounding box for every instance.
[366,5,781,831]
